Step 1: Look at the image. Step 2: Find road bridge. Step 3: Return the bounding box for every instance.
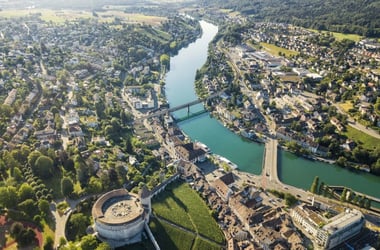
[136,89,227,122]
[261,138,279,189]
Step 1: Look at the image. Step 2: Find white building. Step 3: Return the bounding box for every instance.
[291,204,364,249]
[92,189,151,247]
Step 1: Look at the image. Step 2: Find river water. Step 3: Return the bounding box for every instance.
[164,20,380,199]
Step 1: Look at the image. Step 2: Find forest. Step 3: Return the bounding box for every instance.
[200,0,380,37]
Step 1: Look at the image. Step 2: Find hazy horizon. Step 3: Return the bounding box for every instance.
[0,0,194,10]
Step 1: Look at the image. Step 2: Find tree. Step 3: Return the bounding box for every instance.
[28,150,42,168]
[87,176,103,194]
[74,156,90,188]
[12,167,23,182]
[10,222,24,239]
[33,155,54,179]
[61,177,74,197]
[336,156,347,167]
[96,242,112,250]
[284,193,298,207]
[38,199,50,216]
[63,158,75,172]
[67,213,89,240]
[18,183,35,201]
[81,235,99,250]
[310,176,319,194]
[318,181,325,195]
[364,198,371,209]
[11,145,31,164]
[160,54,170,70]
[18,228,36,247]
[44,236,54,250]
[340,188,347,202]
[0,186,18,208]
[18,199,38,218]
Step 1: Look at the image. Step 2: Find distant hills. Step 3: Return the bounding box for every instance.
[200,0,380,37]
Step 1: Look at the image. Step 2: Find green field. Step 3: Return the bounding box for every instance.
[308,29,362,42]
[152,184,195,231]
[149,218,196,250]
[343,126,380,150]
[0,9,166,25]
[192,237,222,250]
[152,182,225,245]
[260,42,299,57]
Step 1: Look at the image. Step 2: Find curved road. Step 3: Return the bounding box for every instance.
[51,195,96,248]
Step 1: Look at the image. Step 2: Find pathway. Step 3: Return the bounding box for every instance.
[51,195,96,248]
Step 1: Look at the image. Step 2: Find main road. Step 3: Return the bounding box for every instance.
[260,137,318,203]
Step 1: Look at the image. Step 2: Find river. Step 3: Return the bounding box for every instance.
[164,20,380,199]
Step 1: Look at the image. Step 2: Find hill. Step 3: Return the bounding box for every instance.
[200,0,380,37]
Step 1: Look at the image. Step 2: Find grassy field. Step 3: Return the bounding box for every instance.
[152,182,225,244]
[192,237,222,250]
[329,31,362,42]
[308,29,362,42]
[0,9,166,25]
[343,126,380,150]
[149,218,196,250]
[0,9,92,23]
[152,184,195,231]
[260,42,299,57]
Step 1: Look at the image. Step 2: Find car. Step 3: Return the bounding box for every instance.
[296,194,301,198]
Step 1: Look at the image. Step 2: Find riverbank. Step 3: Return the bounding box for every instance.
[163,19,380,200]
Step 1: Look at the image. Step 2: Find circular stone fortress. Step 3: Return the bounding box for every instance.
[92,189,151,247]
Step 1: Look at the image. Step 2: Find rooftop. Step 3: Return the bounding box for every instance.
[92,189,144,225]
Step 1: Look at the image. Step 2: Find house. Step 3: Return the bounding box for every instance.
[213,172,235,202]
[34,125,57,141]
[330,117,344,131]
[68,125,83,137]
[175,142,207,163]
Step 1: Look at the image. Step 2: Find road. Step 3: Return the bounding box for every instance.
[262,138,279,183]
[51,195,96,248]
[302,91,380,140]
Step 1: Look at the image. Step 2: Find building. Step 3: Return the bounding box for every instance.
[175,142,207,163]
[213,172,235,202]
[291,204,364,249]
[92,189,151,247]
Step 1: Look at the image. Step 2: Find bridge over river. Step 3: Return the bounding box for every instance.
[136,89,227,122]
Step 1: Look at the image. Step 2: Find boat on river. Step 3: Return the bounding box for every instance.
[195,141,212,154]
[214,154,238,170]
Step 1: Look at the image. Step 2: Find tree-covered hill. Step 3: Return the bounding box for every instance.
[200,0,380,37]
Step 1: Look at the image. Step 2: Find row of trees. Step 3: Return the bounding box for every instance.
[310,176,372,209]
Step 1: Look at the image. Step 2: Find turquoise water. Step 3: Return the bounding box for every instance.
[164,20,380,199]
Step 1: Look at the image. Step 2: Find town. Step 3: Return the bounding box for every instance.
[0,2,379,250]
